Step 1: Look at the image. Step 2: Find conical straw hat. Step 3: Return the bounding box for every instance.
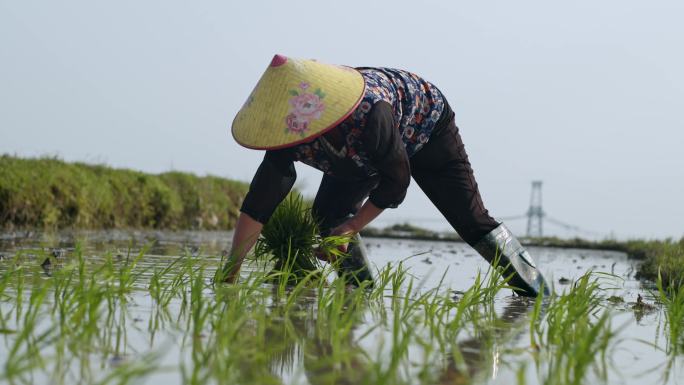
[232,54,366,150]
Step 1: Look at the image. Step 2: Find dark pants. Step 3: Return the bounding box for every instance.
[312,119,499,245]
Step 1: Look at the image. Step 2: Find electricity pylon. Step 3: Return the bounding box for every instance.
[526,181,544,237]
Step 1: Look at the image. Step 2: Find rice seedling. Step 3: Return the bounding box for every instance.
[529,273,618,385]
[191,290,283,385]
[427,259,513,383]
[254,193,322,282]
[656,272,684,355]
[2,227,682,385]
[0,245,173,384]
[253,193,351,285]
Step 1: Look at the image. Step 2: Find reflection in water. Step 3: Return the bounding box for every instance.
[257,282,536,385]
[439,298,535,384]
[0,229,232,260]
[263,285,370,385]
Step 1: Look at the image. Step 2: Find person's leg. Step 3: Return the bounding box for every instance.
[410,120,549,296]
[312,175,376,286]
[410,120,499,245]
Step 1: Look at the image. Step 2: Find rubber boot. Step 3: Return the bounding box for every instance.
[472,223,550,297]
[337,233,374,287]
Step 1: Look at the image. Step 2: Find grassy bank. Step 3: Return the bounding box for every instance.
[0,155,248,230]
[362,222,462,242]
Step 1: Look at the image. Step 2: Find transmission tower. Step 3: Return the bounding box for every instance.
[526,181,544,237]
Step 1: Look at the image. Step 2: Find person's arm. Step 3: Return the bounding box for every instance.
[221,150,296,282]
[329,200,383,252]
[364,102,411,210]
[222,212,263,282]
[329,102,410,250]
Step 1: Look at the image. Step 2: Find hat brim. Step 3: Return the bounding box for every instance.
[231,56,366,150]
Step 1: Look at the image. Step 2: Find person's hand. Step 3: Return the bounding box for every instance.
[329,223,356,253]
[329,220,358,253]
[315,249,335,263]
[315,220,358,262]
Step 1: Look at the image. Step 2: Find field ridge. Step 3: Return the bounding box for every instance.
[0,155,248,230]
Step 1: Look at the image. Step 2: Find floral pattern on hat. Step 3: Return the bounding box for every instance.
[285,82,326,137]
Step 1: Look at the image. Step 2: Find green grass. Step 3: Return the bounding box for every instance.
[361,222,462,242]
[657,273,684,355]
[637,241,684,287]
[0,155,248,230]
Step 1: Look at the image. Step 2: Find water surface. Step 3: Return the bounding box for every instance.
[0,230,681,384]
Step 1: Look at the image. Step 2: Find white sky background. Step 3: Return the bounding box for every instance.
[1,1,682,239]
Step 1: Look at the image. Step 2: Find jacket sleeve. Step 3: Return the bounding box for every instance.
[240,149,297,224]
[363,101,411,209]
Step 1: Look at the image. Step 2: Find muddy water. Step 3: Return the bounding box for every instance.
[0,230,682,384]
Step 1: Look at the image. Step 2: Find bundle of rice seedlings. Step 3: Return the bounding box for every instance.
[254,193,349,284]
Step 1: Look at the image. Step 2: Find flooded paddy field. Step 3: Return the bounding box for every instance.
[0,230,682,385]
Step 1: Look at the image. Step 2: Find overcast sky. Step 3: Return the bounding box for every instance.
[1,0,682,240]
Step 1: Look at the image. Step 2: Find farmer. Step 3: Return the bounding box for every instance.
[223,54,549,297]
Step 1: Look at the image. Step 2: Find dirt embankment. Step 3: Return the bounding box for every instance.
[0,155,248,230]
